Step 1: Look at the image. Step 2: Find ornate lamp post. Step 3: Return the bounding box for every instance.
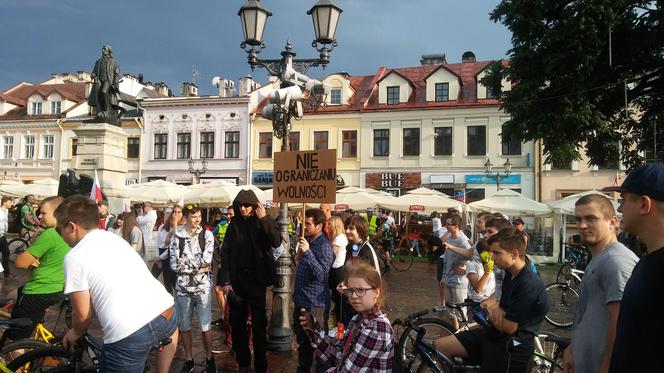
[238,0,342,351]
[188,157,208,184]
[484,158,512,190]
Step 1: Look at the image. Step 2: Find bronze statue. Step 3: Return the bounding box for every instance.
[88,45,121,125]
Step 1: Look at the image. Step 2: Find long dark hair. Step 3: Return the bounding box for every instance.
[162,204,184,232]
[121,211,139,243]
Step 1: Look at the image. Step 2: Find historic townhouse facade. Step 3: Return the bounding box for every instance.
[139,95,251,185]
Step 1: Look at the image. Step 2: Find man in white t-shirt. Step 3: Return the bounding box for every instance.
[137,202,158,254]
[56,195,178,373]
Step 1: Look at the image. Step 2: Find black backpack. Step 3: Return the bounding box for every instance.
[177,229,207,258]
[8,203,23,234]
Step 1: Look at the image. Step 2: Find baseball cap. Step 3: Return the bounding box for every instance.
[513,218,525,225]
[604,163,664,201]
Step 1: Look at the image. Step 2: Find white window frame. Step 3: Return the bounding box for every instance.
[50,101,62,114]
[31,102,42,115]
[41,134,54,159]
[23,135,35,159]
[330,89,342,105]
[2,136,13,159]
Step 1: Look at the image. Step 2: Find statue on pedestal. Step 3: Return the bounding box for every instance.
[87,45,122,125]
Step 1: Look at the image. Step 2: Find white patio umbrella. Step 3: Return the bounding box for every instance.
[547,190,620,215]
[0,178,59,200]
[183,183,266,207]
[379,187,464,214]
[331,189,394,211]
[468,189,552,216]
[125,180,188,206]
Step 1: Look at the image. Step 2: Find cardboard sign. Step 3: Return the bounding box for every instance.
[273,149,337,204]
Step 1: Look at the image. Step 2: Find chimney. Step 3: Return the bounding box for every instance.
[239,75,261,97]
[155,82,170,97]
[420,54,447,65]
[77,71,92,82]
[138,74,144,84]
[181,82,198,97]
[461,51,476,63]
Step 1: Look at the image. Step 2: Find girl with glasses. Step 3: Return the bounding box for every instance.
[299,261,394,372]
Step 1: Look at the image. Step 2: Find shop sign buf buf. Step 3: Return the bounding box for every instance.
[365,172,421,189]
[273,149,337,203]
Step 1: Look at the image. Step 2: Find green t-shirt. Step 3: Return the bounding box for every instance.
[23,227,71,294]
[20,204,35,229]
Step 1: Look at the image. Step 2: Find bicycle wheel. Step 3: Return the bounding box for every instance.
[376,252,388,275]
[391,247,414,271]
[396,318,455,372]
[0,339,52,365]
[6,346,72,372]
[8,238,29,262]
[544,283,579,328]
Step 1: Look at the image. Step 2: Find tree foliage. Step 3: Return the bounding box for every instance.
[484,0,664,170]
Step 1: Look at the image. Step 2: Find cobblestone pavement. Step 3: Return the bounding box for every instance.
[0,261,566,372]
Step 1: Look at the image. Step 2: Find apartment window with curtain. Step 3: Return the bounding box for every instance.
[259,132,272,158]
[23,135,35,159]
[435,83,449,102]
[154,134,167,160]
[200,132,215,158]
[313,131,328,150]
[50,101,62,114]
[342,130,357,158]
[434,127,453,155]
[224,131,240,158]
[176,133,191,159]
[373,129,389,156]
[2,136,13,159]
[403,128,420,156]
[289,131,300,151]
[467,125,486,156]
[501,125,521,155]
[41,135,54,159]
[127,137,140,159]
[387,86,400,105]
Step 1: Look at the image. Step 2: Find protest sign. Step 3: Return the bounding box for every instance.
[273,149,337,204]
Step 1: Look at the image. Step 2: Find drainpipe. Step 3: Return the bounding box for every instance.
[56,119,64,177]
[134,117,144,183]
[537,140,543,202]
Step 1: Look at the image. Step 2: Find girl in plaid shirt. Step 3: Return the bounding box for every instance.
[300,261,394,372]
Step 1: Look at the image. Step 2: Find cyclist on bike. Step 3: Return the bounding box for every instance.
[434,228,548,373]
[8,196,69,342]
[562,194,637,373]
[20,194,39,236]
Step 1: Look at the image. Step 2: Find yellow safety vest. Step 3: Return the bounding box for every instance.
[216,222,229,244]
[365,215,377,236]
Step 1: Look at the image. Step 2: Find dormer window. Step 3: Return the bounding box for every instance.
[31,102,42,115]
[435,83,449,102]
[50,101,62,114]
[485,86,498,99]
[387,86,400,105]
[330,89,342,105]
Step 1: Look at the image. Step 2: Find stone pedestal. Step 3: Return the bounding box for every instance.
[73,123,128,213]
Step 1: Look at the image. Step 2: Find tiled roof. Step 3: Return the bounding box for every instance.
[0,93,26,106]
[0,82,88,121]
[258,59,505,116]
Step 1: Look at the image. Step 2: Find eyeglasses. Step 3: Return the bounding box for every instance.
[342,287,375,298]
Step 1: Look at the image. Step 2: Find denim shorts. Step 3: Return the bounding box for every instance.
[101,307,178,373]
[175,292,212,332]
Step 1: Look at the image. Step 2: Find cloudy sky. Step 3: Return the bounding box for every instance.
[0,0,512,95]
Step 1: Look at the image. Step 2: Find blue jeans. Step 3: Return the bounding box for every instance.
[100,308,178,373]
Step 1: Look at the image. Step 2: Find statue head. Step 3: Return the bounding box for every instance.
[101,45,112,57]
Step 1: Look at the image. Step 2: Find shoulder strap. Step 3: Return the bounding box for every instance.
[363,242,381,277]
[178,235,185,258]
[198,229,207,252]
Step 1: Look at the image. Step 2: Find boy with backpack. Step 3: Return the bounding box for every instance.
[170,205,216,373]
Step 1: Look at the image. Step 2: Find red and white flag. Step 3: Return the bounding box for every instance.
[89,170,103,202]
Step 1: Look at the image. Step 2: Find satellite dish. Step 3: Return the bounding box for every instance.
[212,76,222,87]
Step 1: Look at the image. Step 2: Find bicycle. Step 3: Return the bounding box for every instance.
[7,331,172,372]
[394,301,568,372]
[7,230,36,263]
[0,317,36,373]
[544,245,587,328]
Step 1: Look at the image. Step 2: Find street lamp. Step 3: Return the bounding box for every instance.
[238,0,342,351]
[188,157,208,184]
[484,158,512,190]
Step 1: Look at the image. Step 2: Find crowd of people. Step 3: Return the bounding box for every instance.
[0,163,661,372]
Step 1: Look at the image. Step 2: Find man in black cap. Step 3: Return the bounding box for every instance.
[605,163,664,372]
[218,190,280,373]
[97,199,115,231]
